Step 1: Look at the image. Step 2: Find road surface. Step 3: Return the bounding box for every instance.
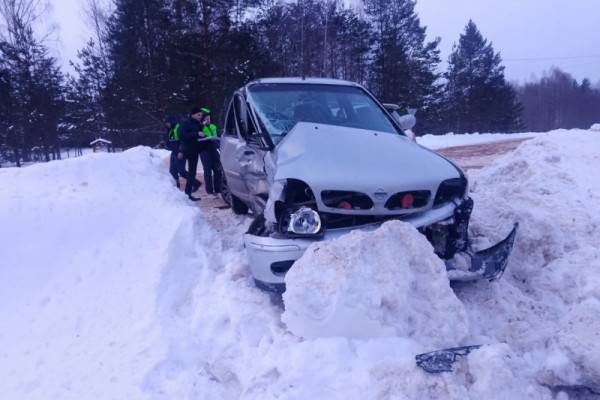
[435,138,530,170]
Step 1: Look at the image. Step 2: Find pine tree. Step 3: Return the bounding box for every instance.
[363,0,442,133]
[64,39,110,150]
[0,25,64,165]
[443,20,521,133]
[103,0,173,147]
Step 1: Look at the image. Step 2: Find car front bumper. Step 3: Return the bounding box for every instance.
[244,201,458,292]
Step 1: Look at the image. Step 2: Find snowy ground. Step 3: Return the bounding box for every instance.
[1,129,599,399]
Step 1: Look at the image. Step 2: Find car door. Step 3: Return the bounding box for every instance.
[237,98,271,210]
[220,96,248,198]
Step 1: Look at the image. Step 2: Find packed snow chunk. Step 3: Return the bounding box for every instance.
[539,299,600,393]
[590,123,600,131]
[282,220,469,346]
[467,344,552,399]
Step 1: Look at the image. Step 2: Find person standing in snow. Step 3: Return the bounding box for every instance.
[179,107,206,201]
[165,115,201,190]
[165,116,183,186]
[198,108,222,197]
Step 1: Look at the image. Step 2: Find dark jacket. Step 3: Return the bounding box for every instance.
[179,117,205,155]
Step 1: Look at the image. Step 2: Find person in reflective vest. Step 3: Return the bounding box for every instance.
[179,107,207,201]
[165,116,182,185]
[198,108,222,196]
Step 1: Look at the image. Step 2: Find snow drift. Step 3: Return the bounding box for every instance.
[0,148,197,399]
[282,221,469,347]
[463,130,600,394]
[1,129,600,399]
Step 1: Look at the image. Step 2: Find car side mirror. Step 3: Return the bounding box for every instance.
[384,103,417,131]
[395,113,416,131]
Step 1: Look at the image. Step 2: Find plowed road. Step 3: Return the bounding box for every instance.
[435,138,530,169]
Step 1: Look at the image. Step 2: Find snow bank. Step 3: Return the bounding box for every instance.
[461,130,600,394]
[282,221,468,347]
[0,148,200,399]
[3,129,600,399]
[590,123,600,131]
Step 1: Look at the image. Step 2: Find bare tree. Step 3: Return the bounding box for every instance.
[0,0,50,43]
[82,0,111,66]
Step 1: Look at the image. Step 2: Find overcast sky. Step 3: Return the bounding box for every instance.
[51,0,600,83]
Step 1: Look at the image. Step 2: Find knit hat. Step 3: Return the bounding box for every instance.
[191,106,203,115]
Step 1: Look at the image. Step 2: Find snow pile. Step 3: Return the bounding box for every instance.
[590,123,600,131]
[3,129,600,399]
[462,130,600,394]
[0,148,203,399]
[282,221,468,347]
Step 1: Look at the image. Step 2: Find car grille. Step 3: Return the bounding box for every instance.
[321,190,373,210]
[321,212,398,230]
[385,190,431,210]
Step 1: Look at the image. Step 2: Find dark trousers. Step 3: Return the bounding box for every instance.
[184,151,199,195]
[169,150,188,183]
[199,147,222,194]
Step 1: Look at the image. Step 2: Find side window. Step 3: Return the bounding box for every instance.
[234,94,247,138]
[224,100,237,137]
[233,94,260,139]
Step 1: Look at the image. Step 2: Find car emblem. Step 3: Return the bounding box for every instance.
[374,189,388,200]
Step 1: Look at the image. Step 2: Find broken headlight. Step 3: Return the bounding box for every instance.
[434,178,467,206]
[288,207,322,235]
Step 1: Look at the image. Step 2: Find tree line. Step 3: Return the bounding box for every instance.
[1,0,599,166]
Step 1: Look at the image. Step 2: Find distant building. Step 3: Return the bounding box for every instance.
[30,146,43,161]
[90,138,112,153]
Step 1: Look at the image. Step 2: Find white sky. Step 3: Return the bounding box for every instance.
[414,0,600,84]
[50,0,600,83]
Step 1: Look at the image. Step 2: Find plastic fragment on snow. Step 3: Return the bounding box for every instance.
[416,345,482,373]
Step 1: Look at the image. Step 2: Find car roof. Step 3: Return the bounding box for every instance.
[245,77,363,88]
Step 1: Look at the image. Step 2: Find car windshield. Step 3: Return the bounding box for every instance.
[247,83,399,144]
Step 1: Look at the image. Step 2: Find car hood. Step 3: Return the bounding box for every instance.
[271,122,461,197]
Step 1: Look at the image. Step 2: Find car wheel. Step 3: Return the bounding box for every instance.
[231,194,249,215]
[219,172,232,206]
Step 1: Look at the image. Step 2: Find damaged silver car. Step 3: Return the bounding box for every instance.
[219,78,518,292]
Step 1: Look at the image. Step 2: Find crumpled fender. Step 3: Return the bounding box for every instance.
[264,180,286,223]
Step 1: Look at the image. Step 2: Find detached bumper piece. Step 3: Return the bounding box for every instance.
[446,223,519,282]
[470,223,519,281]
[416,345,481,373]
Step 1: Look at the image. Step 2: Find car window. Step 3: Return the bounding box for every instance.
[246,83,399,144]
[233,94,260,139]
[224,101,237,137]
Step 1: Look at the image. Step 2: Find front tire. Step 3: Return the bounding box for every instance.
[231,194,249,215]
[218,166,248,215]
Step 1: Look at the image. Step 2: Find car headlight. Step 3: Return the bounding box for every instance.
[434,178,467,205]
[288,207,322,235]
